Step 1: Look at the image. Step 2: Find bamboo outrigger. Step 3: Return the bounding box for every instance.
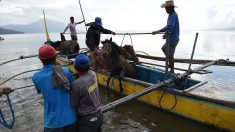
[56,55,235,131]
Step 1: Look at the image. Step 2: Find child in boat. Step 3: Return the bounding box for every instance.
[71,54,103,132]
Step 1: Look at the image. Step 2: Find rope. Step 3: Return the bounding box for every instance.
[0,69,40,86]
[0,91,15,129]
[120,34,133,46]
[135,51,150,56]
[159,73,178,111]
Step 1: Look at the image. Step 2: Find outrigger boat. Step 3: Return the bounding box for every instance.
[56,53,235,131]
[0,37,4,41]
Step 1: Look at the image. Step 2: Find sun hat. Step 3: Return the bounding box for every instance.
[39,45,57,60]
[161,0,177,8]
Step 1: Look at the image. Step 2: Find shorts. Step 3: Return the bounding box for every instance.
[78,111,103,132]
[71,35,78,41]
[161,41,178,58]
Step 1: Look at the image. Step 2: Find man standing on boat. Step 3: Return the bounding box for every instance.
[63,16,84,41]
[32,45,77,132]
[152,0,180,73]
[71,54,103,132]
[86,17,115,52]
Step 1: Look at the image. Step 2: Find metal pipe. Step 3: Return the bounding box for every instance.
[78,0,87,32]
[0,54,38,66]
[115,32,165,35]
[184,33,199,89]
[101,81,164,113]
[165,32,170,74]
[0,69,40,86]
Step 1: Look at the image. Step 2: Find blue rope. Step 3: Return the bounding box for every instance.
[0,91,15,129]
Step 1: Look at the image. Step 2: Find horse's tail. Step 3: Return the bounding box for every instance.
[60,33,66,41]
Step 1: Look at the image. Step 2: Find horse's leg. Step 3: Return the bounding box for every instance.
[106,76,111,97]
[118,70,125,93]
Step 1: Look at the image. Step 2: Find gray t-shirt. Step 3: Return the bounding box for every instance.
[71,70,101,115]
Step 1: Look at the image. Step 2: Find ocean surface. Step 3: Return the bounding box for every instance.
[0,31,234,132]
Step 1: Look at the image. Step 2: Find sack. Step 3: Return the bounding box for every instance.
[52,65,70,90]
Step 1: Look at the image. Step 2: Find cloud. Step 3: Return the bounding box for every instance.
[1,0,235,30]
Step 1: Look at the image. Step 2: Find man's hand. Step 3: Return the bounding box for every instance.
[152,30,160,35]
[0,87,14,96]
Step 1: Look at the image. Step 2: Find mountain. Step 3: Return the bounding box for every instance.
[0,28,23,34]
[0,19,65,33]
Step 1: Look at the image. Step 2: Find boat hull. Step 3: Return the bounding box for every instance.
[56,57,235,131]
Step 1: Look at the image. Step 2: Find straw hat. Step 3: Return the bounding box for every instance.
[161,0,177,8]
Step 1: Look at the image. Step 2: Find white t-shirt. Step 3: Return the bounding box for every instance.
[68,22,77,36]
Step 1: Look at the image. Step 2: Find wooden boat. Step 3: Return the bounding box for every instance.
[56,55,235,131]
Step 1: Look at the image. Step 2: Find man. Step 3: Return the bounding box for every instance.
[152,0,180,73]
[63,16,84,41]
[86,17,115,52]
[0,87,13,96]
[32,45,77,132]
[71,54,102,132]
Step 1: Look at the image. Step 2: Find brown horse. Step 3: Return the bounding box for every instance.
[50,33,80,55]
[91,38,135,96]
[122,45,139,63]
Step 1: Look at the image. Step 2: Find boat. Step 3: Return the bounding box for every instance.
[56,54,235,131]
[0,37,4,41]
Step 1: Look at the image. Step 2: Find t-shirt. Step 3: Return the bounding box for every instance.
[161,11,180,44]
[68,22,77,36]
[71,70,101,115]
[32,65,77,128]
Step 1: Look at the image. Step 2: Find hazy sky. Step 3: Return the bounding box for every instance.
[0,0,235,31]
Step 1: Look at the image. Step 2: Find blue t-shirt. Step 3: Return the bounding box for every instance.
[162,11,180,44]
[32,65,77,128]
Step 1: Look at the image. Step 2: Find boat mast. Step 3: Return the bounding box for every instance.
[43,10,52,44]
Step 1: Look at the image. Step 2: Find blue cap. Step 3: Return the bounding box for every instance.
[95,17,102,25]
[75,54,90,68]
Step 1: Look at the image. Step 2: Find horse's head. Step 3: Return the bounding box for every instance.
[101,37,121,61]
[50,41,61,50]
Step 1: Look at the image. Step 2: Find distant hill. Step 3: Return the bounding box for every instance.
[0,28,23,34]
[0,19,66,33]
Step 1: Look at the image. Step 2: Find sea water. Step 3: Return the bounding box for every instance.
[0,31,234,132]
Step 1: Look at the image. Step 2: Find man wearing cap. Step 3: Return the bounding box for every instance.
[86,17,115,52]
[32,45,77,132]
[152,0,180,73]
[63,16,85,41]
[71,54,102,132]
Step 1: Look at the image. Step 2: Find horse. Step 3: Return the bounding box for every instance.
[50,33,80,55]
[97,38,135,96]
[122,45,139,63]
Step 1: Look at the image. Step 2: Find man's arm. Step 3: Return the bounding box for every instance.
[100,26,115,35]
[75,20,85,25]
[0,87,13,96]
[63,26,69,34]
